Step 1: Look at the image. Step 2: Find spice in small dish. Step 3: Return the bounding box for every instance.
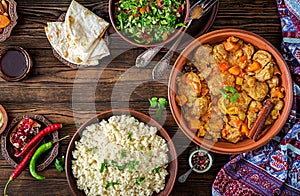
[188,149,212,173]
[0,46,32,81]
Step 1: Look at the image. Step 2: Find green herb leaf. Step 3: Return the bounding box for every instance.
[152,167,161,173]
[126,160,139,171]
[136,177,145,185]
[158,97,168,109]
[121,150,127,159]
[218,89,228,99]
[149,97,158,108]
[111,160,118,168]
[224,86,237,94]
[105,182,120,190]
[88,147,97,154]
[55,156,65,172]
[127,132,133,140]
[230,93,239,103]
[100,159,108,173]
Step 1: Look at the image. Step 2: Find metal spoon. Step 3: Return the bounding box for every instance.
[152,0,218,80]
[177,157,199,183]
[135,0,206,68]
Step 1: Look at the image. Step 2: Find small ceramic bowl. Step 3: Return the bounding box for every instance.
[0,0,18,42]
[0,104,8,135]
[108,0,190,48]
[188,149,213,173]
[0,46,32,81]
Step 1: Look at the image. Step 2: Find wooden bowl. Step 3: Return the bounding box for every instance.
[168,29,293,154]
[66,109,178,196]
[108,0,190,48]
[1,114,59,171]
[0,0,18,42]
[0,104,8,135]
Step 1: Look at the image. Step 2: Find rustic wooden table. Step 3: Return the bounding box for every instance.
[0,0,283,195]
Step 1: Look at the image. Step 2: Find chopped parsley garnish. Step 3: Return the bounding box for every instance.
[55,156,65,172]
[100,159,109,173]
[127,132,133,139]
[121,150,127,159]
[111,160,118,168]
[219,86,239,103]
[126,160,139,171]
[88,147,97,154]
[105,182,120,190]
[136,177,145,185]
[152,167,161,173]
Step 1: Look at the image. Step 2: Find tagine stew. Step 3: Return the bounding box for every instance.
[175,36,285,143]
[114,0,186,44]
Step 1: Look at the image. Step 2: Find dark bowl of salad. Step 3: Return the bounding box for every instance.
[109,0,190,47]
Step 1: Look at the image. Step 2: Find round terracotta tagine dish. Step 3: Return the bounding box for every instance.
[168,28,293,154]
[66,109,178,196]
[0,46,32,81]
[108,0,190,48]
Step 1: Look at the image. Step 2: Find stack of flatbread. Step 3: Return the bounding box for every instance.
[45,0,109,66]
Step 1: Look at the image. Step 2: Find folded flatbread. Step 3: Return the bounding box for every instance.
[65,0,109,53]
[45,0,110,66]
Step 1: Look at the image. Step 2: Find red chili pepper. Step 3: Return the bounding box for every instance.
[4,143,40,196]
[14,124,62,158]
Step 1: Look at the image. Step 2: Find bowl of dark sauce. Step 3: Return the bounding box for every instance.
[0,46,32,81]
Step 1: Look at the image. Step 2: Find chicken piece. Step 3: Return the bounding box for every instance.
[190,97,210,117]
[267,76,280,88]
[198,67,212,79]
[207,75,224,95]
[242,77,269,101]
[247,100,263,128]
[213,44,227,62]
[218,91,251,116]
[242,43,255,60]
[183,97,210,122]
[252,50,272,67]
[221,124,243,143]
[254,61,274,82]
[269,98,284,120]
[221,72,235,87]
[270,87,285,98]
[177,72,202,98]
[194,44,213,64]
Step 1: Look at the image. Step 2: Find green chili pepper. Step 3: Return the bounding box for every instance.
[29,135,69,180]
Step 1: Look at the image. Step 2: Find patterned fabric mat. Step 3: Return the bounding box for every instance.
[212,0,300,195]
